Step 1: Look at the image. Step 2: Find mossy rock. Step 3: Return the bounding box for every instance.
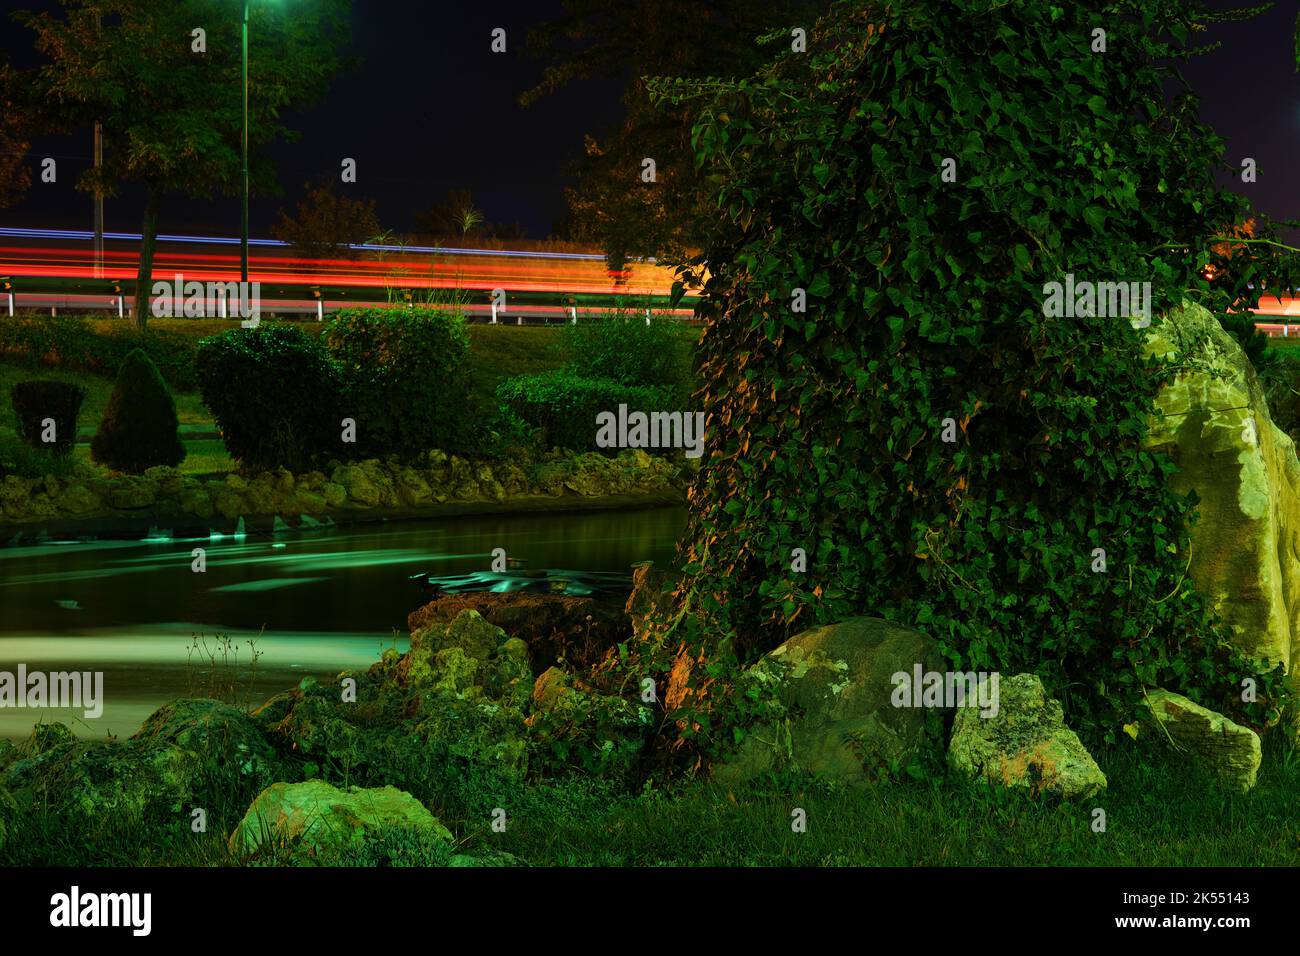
[948,673,1106,801]
[228,780,453,863]
[711,617,944,785]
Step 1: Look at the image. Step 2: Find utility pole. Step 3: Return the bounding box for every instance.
[93,121,103,280]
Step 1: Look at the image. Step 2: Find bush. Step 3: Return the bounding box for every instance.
[496,369,678,452]
[10,379,85,456]
[196,326,343,472]
[90,350,185,474]
[0,315,199,390]
[0,435,75,479]
[556,308,693,390]
[324,307,475,459]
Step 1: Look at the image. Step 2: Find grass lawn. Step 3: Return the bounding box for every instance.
[5,739,1296,867]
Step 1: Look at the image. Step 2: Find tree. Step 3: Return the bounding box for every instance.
[522,0,832,268]
[643,0,1300,753]
[15,0,352,328]
[416,189,486,240]
[272,180,380,260]
[0,59,41,210]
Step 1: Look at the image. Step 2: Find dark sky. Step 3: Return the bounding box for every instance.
[0,0,624,238]
[1,0,1298,241]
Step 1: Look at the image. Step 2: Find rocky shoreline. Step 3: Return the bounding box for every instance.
[0,448,692,538]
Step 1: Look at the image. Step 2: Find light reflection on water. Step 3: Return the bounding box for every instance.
[0,506,684,738]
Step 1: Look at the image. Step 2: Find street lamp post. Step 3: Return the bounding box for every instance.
[241,0,250,285]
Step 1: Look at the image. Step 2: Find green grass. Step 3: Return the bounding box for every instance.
[481,744,1300,866]
[0,359,212,431]
[5,739,1297,867]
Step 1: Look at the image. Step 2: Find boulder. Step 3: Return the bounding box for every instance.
[57,483,100,515]
[1143,687,1261,791]
[131,698,280,796]
[712,617,944,785]
[948,673,1106,800]
[321,482,347,508]
[395,466,432,506]
[228,781,452,861]
[525,665,653,775]
[408,592,627,672]
[178,481,213,519]
[210,483,243,521]
[142,466,184,497]
[1143,302,1300,675]
[332,461,393,507]
[106,476,157,509]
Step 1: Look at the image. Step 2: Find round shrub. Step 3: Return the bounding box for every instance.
[324,307,475,460]
[90,349,185,473]
[196,325,343,472]
[10,379,86,457]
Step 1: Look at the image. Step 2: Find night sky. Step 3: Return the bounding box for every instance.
[0,0,625,238]
[1,0,1298,241]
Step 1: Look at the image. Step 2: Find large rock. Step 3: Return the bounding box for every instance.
[712,617,944,785]
[2,701,282,827]
[228,781,452,861]
[408,592,627,672]
[948,673,1106,800]
[131,698,280,796]
[1144,303,1300,676]
[1143,688,1261,791]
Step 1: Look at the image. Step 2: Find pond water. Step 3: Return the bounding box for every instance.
[0,505,685,739]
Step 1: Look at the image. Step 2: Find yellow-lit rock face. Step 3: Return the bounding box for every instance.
[1143,303,1300,675]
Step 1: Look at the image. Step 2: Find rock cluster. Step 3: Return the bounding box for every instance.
[0,448,689,527]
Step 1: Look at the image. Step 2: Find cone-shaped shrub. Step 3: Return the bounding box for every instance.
[91,348,186,473]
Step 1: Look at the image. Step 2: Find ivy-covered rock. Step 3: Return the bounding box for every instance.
[948,673,1106,801]
[526,665,654,776]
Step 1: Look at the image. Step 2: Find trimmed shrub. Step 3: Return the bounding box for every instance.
[496,370,677,452]
[90,350,185,474]
[10,379,86,457]
[324,307,475,459]
[196,325,343,472]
